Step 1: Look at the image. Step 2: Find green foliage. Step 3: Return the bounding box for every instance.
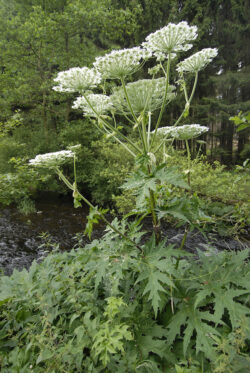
[114,149,249,236]
[121,159,189,213]
[0,223,249,372]
[0,157,45,208]
[0,155,71,213]
[0,111,23,138]
[84,206,108,239]
[82,139,134,205]
[230,111,250,132]
[17,197,36,215]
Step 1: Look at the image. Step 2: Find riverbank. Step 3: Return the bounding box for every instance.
[1,198,248,275]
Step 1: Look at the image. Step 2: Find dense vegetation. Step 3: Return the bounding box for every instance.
[0,1,249,372]
[1,232,249,372]
[0,1,249,208]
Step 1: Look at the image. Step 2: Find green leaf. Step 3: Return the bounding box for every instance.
[36,348,54,365]
[84,206,108,239]
[137,335,166,358]
[154,167,190,189]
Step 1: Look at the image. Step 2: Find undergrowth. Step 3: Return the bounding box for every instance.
[114,151,250,237]
[0,221,249,372]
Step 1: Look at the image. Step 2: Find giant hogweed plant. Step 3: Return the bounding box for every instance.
[29,21,217,243]
[17,23,250,371]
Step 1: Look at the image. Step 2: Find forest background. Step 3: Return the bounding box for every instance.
[0,0,249,209]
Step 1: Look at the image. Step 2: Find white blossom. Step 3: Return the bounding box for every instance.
[111,78,175,114]
[29,150,74,168]
[155,124,209,140]
[142,22,198,60]
[154,51,177,62]
[53,67,102,93]
[93,47,150,79]
[72,94,113,117]
[177,48,218,73]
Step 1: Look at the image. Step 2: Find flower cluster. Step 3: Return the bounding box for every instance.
[93,47,150,79]
[142,21,198,60]
[72,94,113,117]
[111,78,175,115]
[29,150,74,169]
[156,124,209,140]
[53,67,102,93]
[177,48,218,73]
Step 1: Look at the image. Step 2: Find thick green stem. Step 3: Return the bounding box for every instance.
[120,77,137,123]
[147,112,152,149]
[149,189,161,241]
[185,139,191,186]
[154,72,199,154]
[147,164,161,242]
[150,53,171,149]
[142,115,149,153]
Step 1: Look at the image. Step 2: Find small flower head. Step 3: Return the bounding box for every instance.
[142,21,198,59]
[93,47,150,79]
[111,78,175,115]
[155,124,209,140]
[177,48,218,73]
[72,94,113,117]
[29,150,74,169]
[53,67,102,93]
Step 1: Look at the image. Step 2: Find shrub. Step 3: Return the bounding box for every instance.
[0,225,249,372]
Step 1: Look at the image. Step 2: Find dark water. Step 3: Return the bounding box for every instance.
[0,198,249,275]
[0,199,101,275]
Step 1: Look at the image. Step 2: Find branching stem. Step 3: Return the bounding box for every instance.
[56,168,143,252]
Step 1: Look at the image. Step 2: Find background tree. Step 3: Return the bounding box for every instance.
[0,0,249,207]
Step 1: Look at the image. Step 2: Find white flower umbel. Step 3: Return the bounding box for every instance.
[142,22,198,59]
[53,67,102,93]
[152,126,174,136]
[93,47,150,79]
[29,150,74,169]
[177,48,218,73]
[72,94,113,117]
[111,78,175,115]
[155,124,209,140]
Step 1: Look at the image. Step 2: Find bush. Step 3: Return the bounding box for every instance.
[82,139,134,205]
[113,149,250,236]
[0,224,249,372]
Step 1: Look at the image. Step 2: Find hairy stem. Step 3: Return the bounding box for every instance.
[185,139,191,186]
